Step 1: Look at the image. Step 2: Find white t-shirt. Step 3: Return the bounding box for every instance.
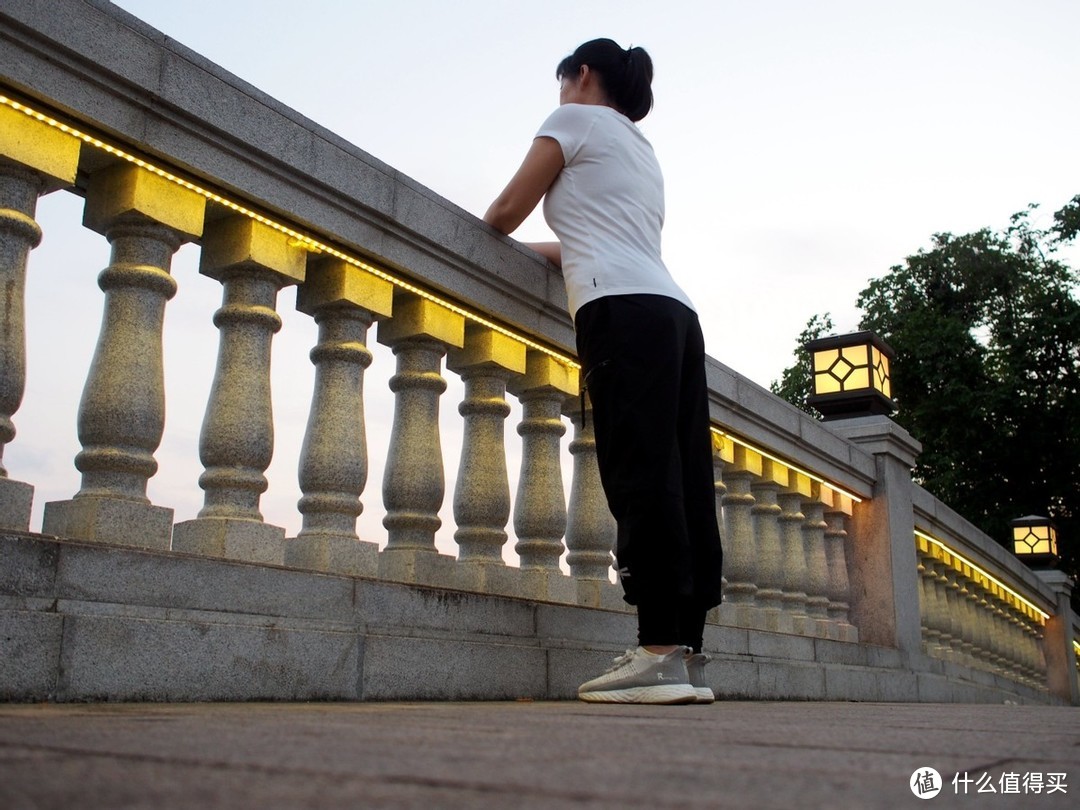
[536,103,695,318]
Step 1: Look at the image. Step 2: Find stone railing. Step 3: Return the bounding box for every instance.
[914,488,1049,690]
[0,0,1076,704]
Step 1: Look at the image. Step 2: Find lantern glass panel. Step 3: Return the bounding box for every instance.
[844,366,870,390]
[813,348,839,373]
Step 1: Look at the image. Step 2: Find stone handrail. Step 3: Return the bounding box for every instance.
[0,0,1076,705]
[913,486,1056,690]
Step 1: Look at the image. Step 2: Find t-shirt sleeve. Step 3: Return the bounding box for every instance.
[535,105,596,164]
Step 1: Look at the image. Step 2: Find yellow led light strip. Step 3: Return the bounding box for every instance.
[7,93,865,504]
[0,93,579,370]
[915,530,1050,623]
[711,426,863,505]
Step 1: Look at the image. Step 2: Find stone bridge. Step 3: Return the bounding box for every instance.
[1,0,1077,705]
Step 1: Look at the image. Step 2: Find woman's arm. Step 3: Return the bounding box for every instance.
[523,241,561,267]
[483,136,564,235]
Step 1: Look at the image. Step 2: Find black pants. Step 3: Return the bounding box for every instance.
[575,294,724,651]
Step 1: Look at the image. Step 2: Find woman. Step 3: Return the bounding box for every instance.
[484,38,724,705]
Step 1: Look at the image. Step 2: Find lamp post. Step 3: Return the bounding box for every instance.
[804,330,896,420]
[1011,515,1059,569]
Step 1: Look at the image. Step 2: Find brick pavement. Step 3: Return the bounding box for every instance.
[1,701,1078,809]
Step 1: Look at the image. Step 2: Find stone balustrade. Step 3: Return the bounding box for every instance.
[0,0,1076,705]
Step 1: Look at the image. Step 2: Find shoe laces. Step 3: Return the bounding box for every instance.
[604,648,638,673]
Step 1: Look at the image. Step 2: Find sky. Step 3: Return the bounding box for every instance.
[12,0,1080,554]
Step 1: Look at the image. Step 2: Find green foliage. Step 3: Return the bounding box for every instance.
[773,199,1080,587]
[1052,194,1080,243]
[769,313,834,418]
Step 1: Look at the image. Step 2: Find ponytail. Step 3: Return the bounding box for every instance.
[556,38,654,122]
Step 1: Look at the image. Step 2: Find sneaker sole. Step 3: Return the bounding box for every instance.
[693,687,716,704]
[578,684,698,704]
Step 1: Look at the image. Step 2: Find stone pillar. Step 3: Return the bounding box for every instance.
[932,556,958,662]
[446,324,524,595]
[954,566,979,668]
[171,216,304,563]
[509,351,576,602]
[751,459,790,633]
[943,567,966,662]
[706,439,729,626]
[823,495,857,642]
[1037,571,1078,704]
[719,444,760,628]
[800,493,832,637]
[43,163,204,549]
[972,581,996,668]
[376,293,464,585]
[916,548,938,656]
[283,258,393,576]
[0,105,80,530]
[565,393,618,607]
[778,470,812,634]
[830,415,923,656]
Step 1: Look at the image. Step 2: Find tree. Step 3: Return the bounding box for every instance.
[774,199,1080,589]
[769,312,833,419]
[1053,193,1080,243]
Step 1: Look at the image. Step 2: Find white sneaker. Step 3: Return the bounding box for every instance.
[577,647,697,704]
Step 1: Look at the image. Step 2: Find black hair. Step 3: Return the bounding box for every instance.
[556,38,654,122]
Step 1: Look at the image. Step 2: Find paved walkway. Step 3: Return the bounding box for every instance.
[1,701,1078,809]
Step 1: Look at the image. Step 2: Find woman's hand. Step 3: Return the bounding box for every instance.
[483,136,564,235]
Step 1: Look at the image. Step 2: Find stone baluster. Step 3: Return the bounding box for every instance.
[993,599,1015,675]
[920,561,946,660]
[954,565,980,669]
[960,573,983,668]
[943,567,967,662]
[751,459,789,633]
[1008,608,1035,685]
[0,105,80,530]
[920,557,946,660]
[989,591,1010,673]
[999,606,1022,681]
[283,258,393,575]
[565,392,618,607]
[929,555,955,660]
[1027,621,1047,687]
[822,500,857,642]
[956,565,980,669]
[800,492,832,638]
[375,293,464,586]
[916,549,939,656]
[991,597,1015,674]
[708,438,730,626]
[1015,617,1041,686]
[509,351,577,602]
[1010,612,1031,683]
[718,444,760,629]
[1025,618,1045,686]
[171,216,304,563]
[43,163,203,549]
[777,476,812,635]
[972,580,997,669]
[447,324,524,595]
[1027,619,1048,685]
[998,601,1018,675]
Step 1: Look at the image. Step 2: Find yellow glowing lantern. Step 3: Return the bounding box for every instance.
[804,331,896,420]
[1011,515,1059,568]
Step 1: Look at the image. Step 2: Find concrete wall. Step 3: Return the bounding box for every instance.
[1,533,1060,704]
